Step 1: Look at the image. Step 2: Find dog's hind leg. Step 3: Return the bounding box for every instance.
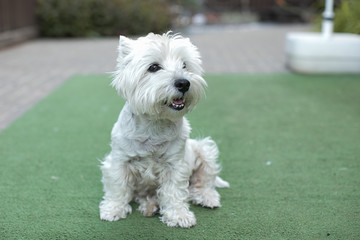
[187,137,229,208]
[136,193,159,217]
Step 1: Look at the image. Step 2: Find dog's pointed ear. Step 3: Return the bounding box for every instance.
[112,36,134,97]
[118,35,133,59]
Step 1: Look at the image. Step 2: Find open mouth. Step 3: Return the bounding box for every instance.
[169,98,185,111]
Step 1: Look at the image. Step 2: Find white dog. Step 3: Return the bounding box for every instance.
[99,32,229,228]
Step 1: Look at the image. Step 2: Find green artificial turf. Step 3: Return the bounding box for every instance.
[1,74,360,239]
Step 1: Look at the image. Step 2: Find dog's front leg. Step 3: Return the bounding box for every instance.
[99,154,134,221]
[157,161,196,228]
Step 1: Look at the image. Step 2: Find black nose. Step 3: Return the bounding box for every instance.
[174,79,190,94]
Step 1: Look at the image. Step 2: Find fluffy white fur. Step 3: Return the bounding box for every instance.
[99,32,229,228]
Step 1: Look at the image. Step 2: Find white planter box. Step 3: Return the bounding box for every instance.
[285,32,360,74]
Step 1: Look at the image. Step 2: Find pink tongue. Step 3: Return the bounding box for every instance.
[173,98,184,104]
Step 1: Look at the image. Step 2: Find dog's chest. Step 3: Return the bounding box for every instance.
[113,106,189,158]
[131,157,165,183]
[130,136,188,192]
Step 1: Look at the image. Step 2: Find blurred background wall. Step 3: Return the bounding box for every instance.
[0,0,37,48]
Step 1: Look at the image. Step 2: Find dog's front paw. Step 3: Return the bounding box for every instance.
[160,209,196,228]
[99,200,132,221]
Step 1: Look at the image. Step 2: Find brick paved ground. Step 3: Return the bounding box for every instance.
[0,24,310,131]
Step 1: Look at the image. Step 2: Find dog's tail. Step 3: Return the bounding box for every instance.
[214,176,230,188]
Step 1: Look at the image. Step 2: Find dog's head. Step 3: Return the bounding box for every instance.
[112,32,206,120]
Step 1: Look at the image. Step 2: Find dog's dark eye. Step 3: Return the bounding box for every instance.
[183,62,187,69]
[148,63,162,73]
